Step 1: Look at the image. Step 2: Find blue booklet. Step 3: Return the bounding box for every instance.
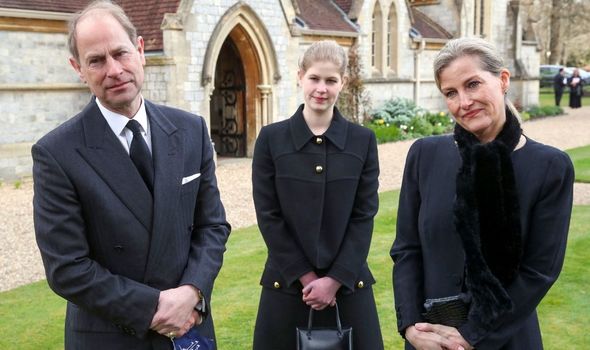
[171,327,214,350]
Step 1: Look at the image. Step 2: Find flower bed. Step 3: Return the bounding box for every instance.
[364,98,454,144]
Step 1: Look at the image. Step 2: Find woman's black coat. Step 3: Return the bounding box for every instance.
[252,105,379,293]
[568,76,584,108]
[391,135,574,349]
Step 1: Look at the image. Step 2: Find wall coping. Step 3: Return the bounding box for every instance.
[0,83,88,91]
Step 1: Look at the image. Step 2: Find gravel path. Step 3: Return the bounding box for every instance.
[1,106,589,292]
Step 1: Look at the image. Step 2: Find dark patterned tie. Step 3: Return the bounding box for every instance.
[126,119,154,193]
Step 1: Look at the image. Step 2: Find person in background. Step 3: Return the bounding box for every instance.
[568,68,584,108]
[252,40,384,350]
[391,37,574,350]
[32,1,230,348]
[553,67,567,106]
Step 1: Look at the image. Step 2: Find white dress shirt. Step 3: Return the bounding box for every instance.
[96,97,152,154]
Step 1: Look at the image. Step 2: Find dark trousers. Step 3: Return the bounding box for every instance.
[554,88,563,106]
[569,90,582,108]
[253,286,384,350]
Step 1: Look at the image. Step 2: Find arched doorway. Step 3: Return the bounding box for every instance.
[202,3,280,157]
[210,38,246,157]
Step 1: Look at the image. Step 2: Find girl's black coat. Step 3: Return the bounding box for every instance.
[252,105,379,294]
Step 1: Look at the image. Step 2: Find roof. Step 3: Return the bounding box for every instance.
[333,0,352,14]
[0,0,88,13]
[1,0,360,47]
[120,0,180,51]
[410,7,452,40]
[295,0,357,33]
[0,0,180,51]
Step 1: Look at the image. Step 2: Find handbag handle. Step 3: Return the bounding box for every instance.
[306,302,343,334]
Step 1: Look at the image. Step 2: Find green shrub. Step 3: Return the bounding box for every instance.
[543,105,564,116]
[374,98,426,126]
[424,111,454,135]
[520,111,531,121]
[365,123,402,143]
[526,105,564,119]
[365,98,455,144]
[408,116,434,137]
[432,123,449,135]
[425,111,452,126]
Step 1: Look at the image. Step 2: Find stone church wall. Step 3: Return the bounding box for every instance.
[182,0,296,122]
[0,30,89,180]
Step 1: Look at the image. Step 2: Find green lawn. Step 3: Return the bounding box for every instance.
[539,87,590,107]
[565,145,590,183]
[1,191,589,349]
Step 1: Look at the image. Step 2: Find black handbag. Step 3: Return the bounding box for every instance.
[296,303,352,350]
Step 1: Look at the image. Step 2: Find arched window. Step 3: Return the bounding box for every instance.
[372,1,383,73]
[474,0,491,38]
[387,3,398,74]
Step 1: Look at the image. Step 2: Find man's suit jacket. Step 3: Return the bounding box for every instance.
[553,73,566,91]
[32,98,231,350]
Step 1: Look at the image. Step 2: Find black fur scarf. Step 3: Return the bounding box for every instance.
[453,108,523,329]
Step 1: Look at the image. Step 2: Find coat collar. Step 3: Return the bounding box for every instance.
[77,98,182,234]
[78,99,154,231]
[289,104,348,151]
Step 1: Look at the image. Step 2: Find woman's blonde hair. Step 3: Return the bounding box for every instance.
[298,40,348,77]
[433,37,520,120]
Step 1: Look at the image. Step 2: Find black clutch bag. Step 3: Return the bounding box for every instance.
[296,303,352,350]
[422,294,471,328]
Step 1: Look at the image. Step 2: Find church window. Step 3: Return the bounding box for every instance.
[372,1,383,73]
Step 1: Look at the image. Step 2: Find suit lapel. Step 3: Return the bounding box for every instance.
[76,101,154,232]
[144,101,184,275]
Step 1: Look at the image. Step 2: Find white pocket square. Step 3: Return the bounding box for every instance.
[182,173,201,185]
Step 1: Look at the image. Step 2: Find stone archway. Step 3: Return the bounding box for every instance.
[210,37,247,157]
[202,2,280,157]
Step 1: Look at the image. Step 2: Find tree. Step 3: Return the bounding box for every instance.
[337,42,371,124]
[548,0,561,64]
[527,0,590,65]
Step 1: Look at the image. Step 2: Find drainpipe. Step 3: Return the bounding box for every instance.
[414,39,425,105]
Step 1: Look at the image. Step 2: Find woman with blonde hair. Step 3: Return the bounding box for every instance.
[568,68,584,108]
[252,40,384,349]
[391,37,574,350]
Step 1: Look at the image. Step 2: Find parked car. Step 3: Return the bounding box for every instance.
[539,65,568,87]
[540,64,589,91]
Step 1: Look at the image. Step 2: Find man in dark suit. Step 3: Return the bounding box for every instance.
[32,1,230,349]
[553,67,567,106]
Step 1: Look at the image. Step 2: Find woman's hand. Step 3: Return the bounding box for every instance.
[299,271,319,287]
[408,323,473,350]
[301,276,341,310]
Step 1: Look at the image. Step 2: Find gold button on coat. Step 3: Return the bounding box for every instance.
[357,281,364,288]
[273,281,281,289]
[315,165,323,174]
[315,137,323,144]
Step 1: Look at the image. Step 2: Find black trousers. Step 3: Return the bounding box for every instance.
[554,88,563,106]
[569,92,582,108]
[253,286,384,350]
